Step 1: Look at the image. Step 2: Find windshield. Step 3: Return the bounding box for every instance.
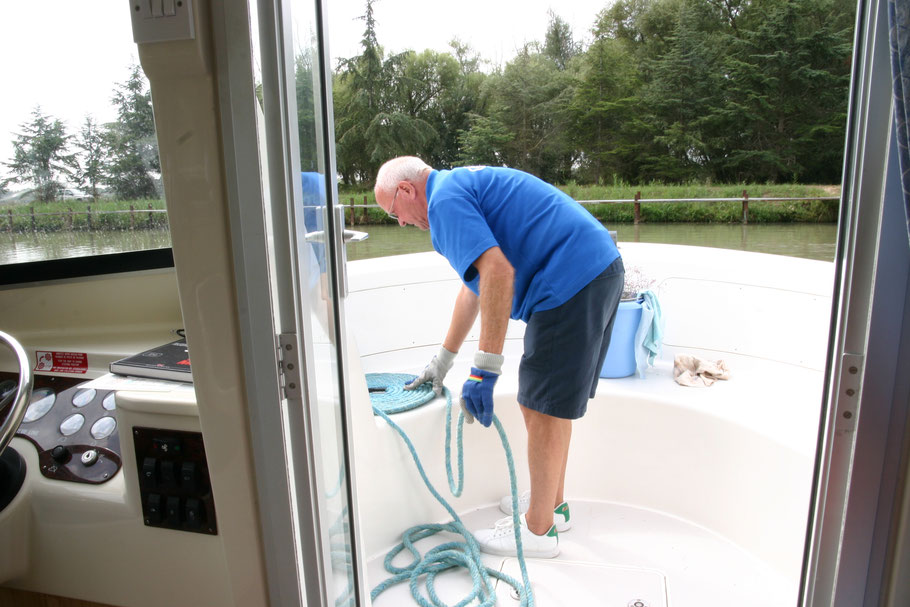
[0,3,169,268]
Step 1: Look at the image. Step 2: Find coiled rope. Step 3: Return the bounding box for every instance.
[367,372,535,607]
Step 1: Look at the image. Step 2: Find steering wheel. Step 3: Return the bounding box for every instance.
[0,331,33,454]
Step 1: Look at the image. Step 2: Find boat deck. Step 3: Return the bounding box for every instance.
[348,244,830,607]
[367,500,792,607]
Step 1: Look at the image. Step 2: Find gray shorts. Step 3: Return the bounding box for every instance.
[517,258,625,419]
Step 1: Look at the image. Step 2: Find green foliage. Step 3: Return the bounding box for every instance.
[470,50,576,182]
[103,64,160,200]
[0,199,168,232]
[333,0,854,188]
[4,106,75,202]
[72,116,104,200]
[296,50,319,173]
[544,10,580,70]
[337,181,838,224]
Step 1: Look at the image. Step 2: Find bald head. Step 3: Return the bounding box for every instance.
[374,156,433,230]
[375,156,431,197]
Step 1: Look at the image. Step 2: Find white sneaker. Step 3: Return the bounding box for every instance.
[473,513,559,558]
[499,491,572,532]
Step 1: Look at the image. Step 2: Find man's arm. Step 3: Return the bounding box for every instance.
[443,283,480,353]
[472,246,514,355]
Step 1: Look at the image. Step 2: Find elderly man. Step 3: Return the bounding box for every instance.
[374,156,623,558]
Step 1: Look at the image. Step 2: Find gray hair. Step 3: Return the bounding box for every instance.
[375,156,431,195]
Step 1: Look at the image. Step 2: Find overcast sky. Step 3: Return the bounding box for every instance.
[0,0,608,185]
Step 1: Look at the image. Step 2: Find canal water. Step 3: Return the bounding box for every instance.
[0,222,837,266]
[344,223,837,262]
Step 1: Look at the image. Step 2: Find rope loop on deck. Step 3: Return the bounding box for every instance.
[367,372,534,607]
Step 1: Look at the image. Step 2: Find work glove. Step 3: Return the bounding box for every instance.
[405,346,456,396]
[460,351,505,428]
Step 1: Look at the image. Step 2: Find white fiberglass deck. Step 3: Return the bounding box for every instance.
[367,501,789,607]
[344,243,832,607]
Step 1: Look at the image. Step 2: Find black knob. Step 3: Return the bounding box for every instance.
[51,445,70,463]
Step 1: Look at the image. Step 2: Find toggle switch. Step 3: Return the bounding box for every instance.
[146,493,163,525]
[165,496,181,526]
[184,498,205,528]
[141,457,158,486]
[180,461,198,493]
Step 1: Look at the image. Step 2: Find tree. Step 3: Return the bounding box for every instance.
[104,64,159,199]
[569,37,643,183]
[544,11,580,70]
[72,116,105,200]
[334,0,388,185]
[296,49,319,173]
[4,106,74,202]
[640,0,731,181]
[474,49,577,182]
[716,0,853,182]
[457,113,514,166]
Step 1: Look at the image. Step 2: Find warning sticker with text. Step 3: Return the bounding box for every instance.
[34,351,89,374]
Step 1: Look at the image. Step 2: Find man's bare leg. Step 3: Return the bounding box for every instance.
[554,420,571,507]
[520,404,572,535]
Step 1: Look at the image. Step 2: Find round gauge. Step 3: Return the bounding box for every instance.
[90,416,117,440]
[72,388,96,408]
[23,388,56,423]
[102,392,116,411]
[59,413,85,436]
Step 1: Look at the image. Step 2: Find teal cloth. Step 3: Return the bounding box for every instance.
[634,290,664,378]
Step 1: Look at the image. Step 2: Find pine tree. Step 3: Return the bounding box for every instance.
[103,64,159,199]
[72,116,104,200]
[570,37,642,183]
[4,106,75,202]
[334,0,388,184]
[642,0,730,181]
[544,11,580,70]
[717,0,852,182]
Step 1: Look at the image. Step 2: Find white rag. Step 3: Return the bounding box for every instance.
[673,354,731,387]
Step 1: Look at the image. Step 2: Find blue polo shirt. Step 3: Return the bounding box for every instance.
[427,166,620,321]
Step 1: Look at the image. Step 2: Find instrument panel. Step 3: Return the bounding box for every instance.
[1,374,121,484]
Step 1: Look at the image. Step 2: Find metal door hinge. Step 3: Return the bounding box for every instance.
[277,333,302,400]
[835,353,864,436]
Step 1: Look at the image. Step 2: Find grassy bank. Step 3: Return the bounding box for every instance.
[0,199,168,232]
[339,182,840,225]
[0,183,840,233]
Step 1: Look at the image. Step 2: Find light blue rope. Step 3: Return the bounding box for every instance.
[367,373,534,607]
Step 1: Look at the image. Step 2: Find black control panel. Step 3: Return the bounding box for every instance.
[133,427,217,535]
[0,374,122,484]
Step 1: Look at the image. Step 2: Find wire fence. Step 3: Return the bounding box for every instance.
[3,191,840,232]
[340,191,840,225]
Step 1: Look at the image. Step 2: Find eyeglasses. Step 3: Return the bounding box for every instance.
[387,188,400,221]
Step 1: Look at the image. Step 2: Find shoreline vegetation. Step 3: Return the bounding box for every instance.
[0,183,840,233]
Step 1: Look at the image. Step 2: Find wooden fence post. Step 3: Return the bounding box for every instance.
[67,208,73,230]
[349,197,355,224]
[147,203,154,229]
[742,190,749,224]
[362,195,368,224]
[633,191,641,225]
[7,209,12,232]
[129,204,135,230]
[87,206,93,231]
[30,206,36,233]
